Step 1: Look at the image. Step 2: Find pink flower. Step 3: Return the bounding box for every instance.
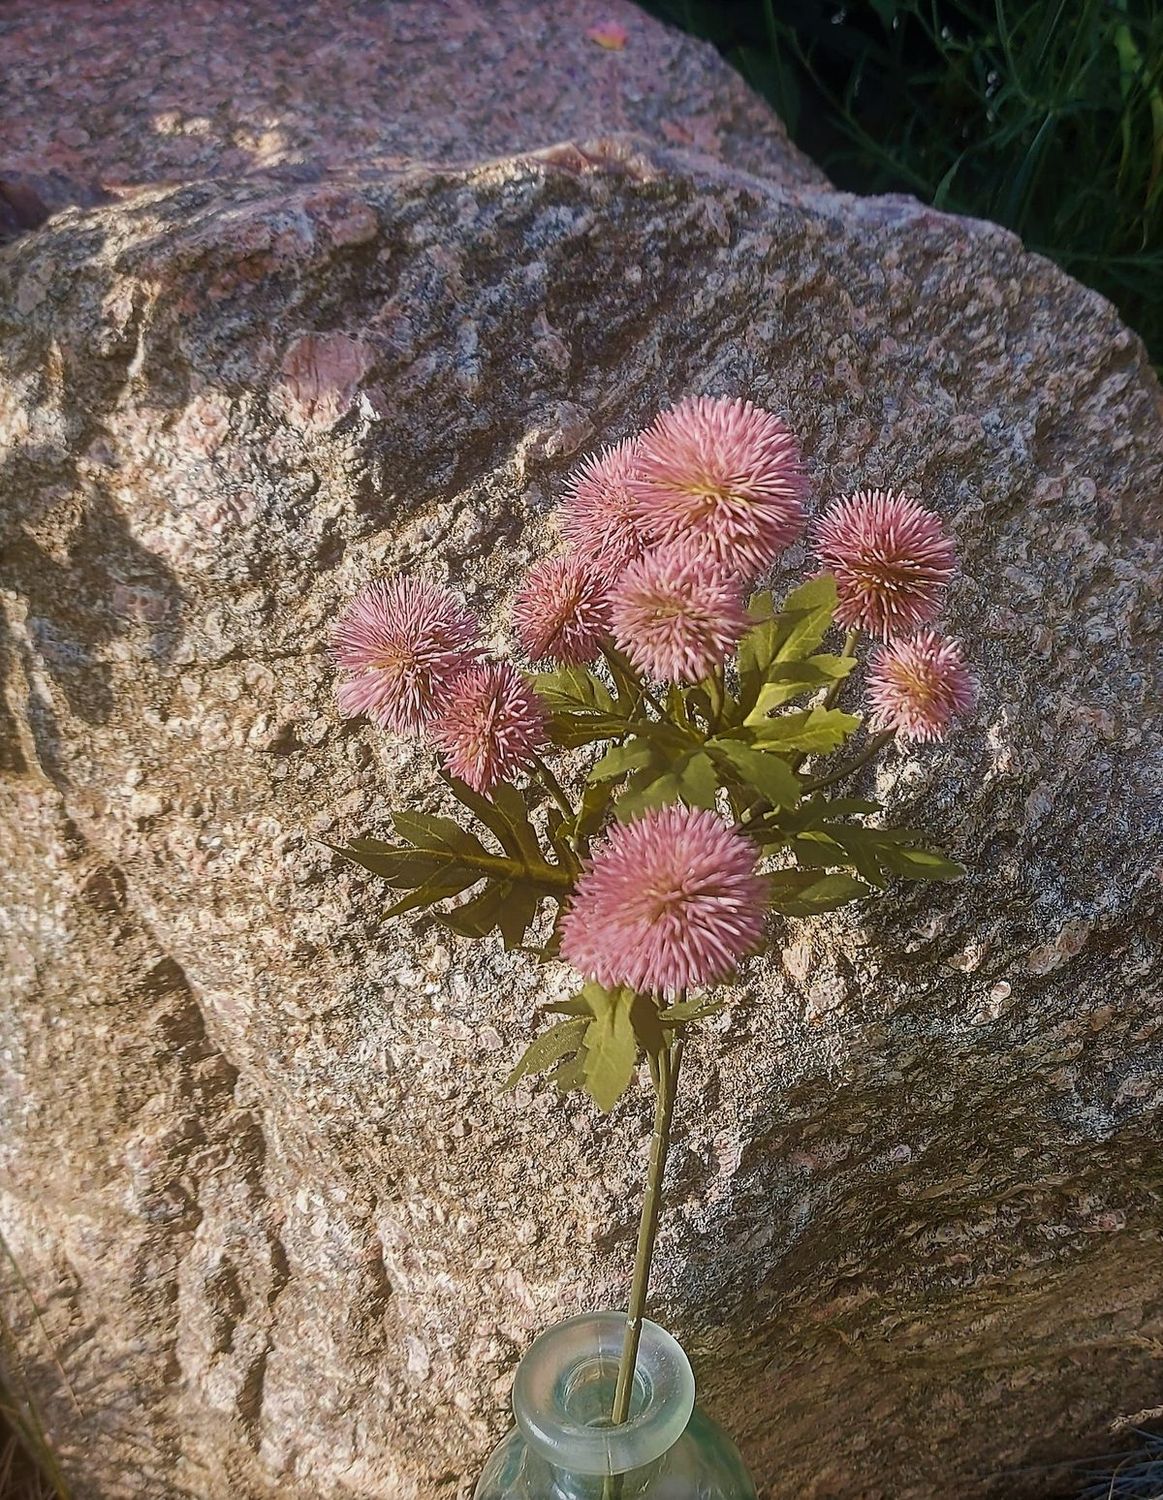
[332,576,480,737]
[512,554,612,665]
[557,437,647,569]
[814,489,956,639]
[611,546,748,683]
[560,805,767,998]
[431,661,548,793]
[630,396,807,578]
[866,630,974,743]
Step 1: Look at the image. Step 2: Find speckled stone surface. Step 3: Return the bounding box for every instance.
[0,0,819,209]
[1,6,1162,1500]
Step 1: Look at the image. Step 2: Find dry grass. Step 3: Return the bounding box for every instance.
[0,1409,59,1500]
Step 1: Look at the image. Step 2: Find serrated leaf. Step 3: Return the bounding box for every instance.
[503,1018,587,1090]
[437,881,515,938]
[392,810,490,862]
[746,706,862,751]
[441,772,527,861]
[384,865,484,916]
[875,845,966,881]
[548,709,638,749]
[629,992,665,1059]
[707,740,802,809]
[769,872,872,915]
[329,838,452,889]
[589,739,655,783]
[581,985,638,1113]
[490,782,546,869]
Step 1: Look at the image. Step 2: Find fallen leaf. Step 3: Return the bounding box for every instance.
[587,21,628,50]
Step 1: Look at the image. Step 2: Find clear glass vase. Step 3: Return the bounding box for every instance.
[474,1311,757,1499]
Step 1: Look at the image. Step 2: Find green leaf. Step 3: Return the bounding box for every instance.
[770,574,838,662]
[441,773,535,863]
[748,655,857,713]
[658,995,728,1028]
[533,665,615,714]
[676,751,719,808]
[629,992,665,1059]
[547,709,635,749]
[329,838,454,889]
[769,871,872,915]
[614,749,718,820]
[437,881,515,938]
[383,865,483,916]
[581,985,638,1113]
[875,845,966,882]
[392,810,490,862]
[589,739,655,783]
[746,706,862,752]
[503,1018,587,1090]
[707,740,802,809]
[490,782,546,869]
[551,1045,589,1094]
[498,882,542,947]
[572,779,617,846]
[545,994,595,1017]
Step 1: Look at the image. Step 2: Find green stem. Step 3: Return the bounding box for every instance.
[609,1037,684,1437]
[801,729,895,793]
[824,629,859,710]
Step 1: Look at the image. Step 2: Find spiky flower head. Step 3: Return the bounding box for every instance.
[866,629,974,743]
[332,576,480,737]
[511,554,612,665]
[557,437,648,570]
[630,396,807,578]
[431,660,548,794]
[610,545,749,684]
[560,805,767,998]
[814,488,956,639]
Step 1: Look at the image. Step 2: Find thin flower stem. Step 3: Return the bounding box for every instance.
[801,729,896,792]
[608,1036,685,1452]
[824,629,860,710]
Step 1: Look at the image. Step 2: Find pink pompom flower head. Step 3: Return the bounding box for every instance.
[557,436,648,570]
[431,660,548,794]
[814,488,956,639]
[512,553,612,666]
[560,805,768,998]
[867,629,974,743]
[610,545,749,684]
[630,395,807,579]
[332,576,481,737]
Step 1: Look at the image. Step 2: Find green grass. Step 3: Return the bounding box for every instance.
[637,0,1163,364]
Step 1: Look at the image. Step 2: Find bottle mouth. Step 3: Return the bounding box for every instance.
[513,1311,695,1477]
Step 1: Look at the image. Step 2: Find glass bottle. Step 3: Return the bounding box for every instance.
[474,1311,757,1499]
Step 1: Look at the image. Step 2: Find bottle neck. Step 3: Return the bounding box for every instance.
[513,1312,695,1482]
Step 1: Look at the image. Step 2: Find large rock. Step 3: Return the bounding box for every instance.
[1,3,1161,1498]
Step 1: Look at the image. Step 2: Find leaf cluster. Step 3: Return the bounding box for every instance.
[328,573,964,1102]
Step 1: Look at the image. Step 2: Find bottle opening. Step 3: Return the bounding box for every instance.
[513,1311,695,1477]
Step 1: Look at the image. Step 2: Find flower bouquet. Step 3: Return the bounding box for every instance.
[328,397,973,1497]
